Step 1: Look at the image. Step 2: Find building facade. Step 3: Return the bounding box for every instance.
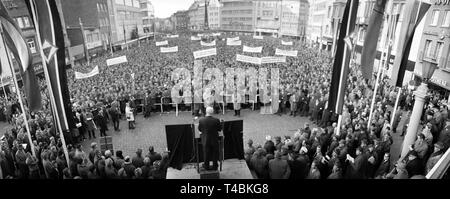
[321,0,345,51]
[220,0,255,32]
[280,0,310,40]
[254,0,281,36]
[307,0,328,47]
[154,17,174,32]
[108,0,144,44]
[1,0,42,81]
[140,0,154,34]
[172,10,190,31]
[188,0,205,31]
[208,0,221,30]
[353,0,421,85]
[414,0,450,92]
[60,0,110,62]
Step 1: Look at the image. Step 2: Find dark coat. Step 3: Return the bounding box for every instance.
[123,162,136,179]
[250,156,269,179]
[406,158,423,177]
[289,154,309,179]
[132,155,144,168]
[264,140,276,155]
[268,158,291,179]
[105,166,118,179]
[198,116,222,147]
[347,154,367,179]
[374,159,390,178]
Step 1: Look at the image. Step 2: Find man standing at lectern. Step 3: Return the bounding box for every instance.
[198,106,222,170]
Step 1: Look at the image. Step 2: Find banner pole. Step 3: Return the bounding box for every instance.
[367,5,391,129]
[0,27,36,157]
[29,0,70,170]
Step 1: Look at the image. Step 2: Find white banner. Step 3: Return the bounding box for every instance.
[253,35,263,40]
[106,56,128,66]
[281,40,293,46]
[227,37,239,42]
[193,48,217,59]
[168,34,179,38]
[227,40,242,46]
[201,40,216,46]
[236,54,261,65]
[275,48,298,57]
[160,46,178,53]
[75,66,99,79]
[243,46,263,53]
[156,40,168,46]
[212,33,221,36]
[261,56,286,64]
[191,36,201,41]
[198,33,204,37]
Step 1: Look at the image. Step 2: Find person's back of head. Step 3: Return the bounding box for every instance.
[136,148,142,157]
[206,106,214,116]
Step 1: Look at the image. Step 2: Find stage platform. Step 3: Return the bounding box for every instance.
[166,159,254,179]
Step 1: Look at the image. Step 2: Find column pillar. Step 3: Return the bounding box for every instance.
[401,82,428,159]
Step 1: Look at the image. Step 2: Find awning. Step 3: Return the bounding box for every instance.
[429,69,450,91]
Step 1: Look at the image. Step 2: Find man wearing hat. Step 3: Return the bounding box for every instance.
[198,106,222,170]
[425,142,446,174]
[122,156,136,179]
[274,136,283,152]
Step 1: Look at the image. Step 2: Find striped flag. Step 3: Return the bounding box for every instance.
[27,0,74,130]
[391,1,430,87]
[360,0,388,80]
[327,0,359,115]
[0,1,42,111]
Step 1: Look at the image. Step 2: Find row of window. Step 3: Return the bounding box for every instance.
[99,18,109,27]
[96,3,107,13]
[424,40,447,65]
[223,2,253,8]
[258,2,277,8]
[115,0,140,8]
[117,11,142,20]
[430,10,450,27]
[222,24,252,30]
[221,10,252,15]
[14,16,32,29]
[209,12,219,17]
[262,10,274,17]
[222,17,252,22]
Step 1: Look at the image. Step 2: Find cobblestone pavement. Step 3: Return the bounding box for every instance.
[0,109,404,163]
[77,109,313,157]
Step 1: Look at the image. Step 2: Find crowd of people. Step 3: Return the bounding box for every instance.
[0,31,449,179]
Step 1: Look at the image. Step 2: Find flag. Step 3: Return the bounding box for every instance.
[391,1,430,87]
[360,0,388,80]
[384,13,399,71]
[327,0,359,115]
[0,1,42,111]
[27,0,74,130]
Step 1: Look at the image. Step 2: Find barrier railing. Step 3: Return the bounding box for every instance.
[426,147,450,179]
[152,94,261,116]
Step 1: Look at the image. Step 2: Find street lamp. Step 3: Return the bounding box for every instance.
[400,61,437,159]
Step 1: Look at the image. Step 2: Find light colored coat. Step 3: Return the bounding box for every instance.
[126,106,134,121]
